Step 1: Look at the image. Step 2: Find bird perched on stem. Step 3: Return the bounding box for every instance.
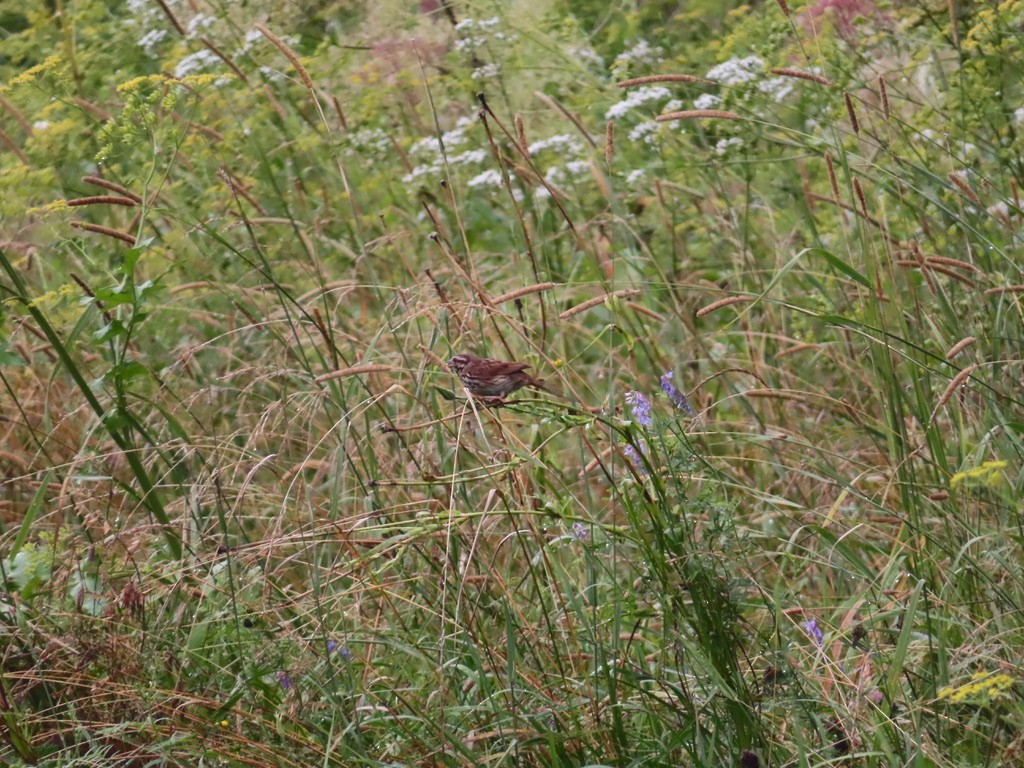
[446,352,554,399]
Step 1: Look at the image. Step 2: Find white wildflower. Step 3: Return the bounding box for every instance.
[411,137,442,157]
[468,169,503,188]
[715,136,744,155]
[441,126,468,147]
[174,49,220,78]
[706,55,764,85]
[565,160,591,176]
[137,28,169,55]
[349,128,391,153]
[258,65,286,83]
[186,14,215,37]
[614,39,664,68]
[570,46,605,69]
[454,36,486,52]
[625,168,647,186]
[693,93,722,111]
[32,121,50,132]
[628,121,660,144]
[758,77,794,103]
[401,164,442,184]
[471,63,500,80]
[451,149,487,165]
[528,134,585,156]
[605,85,673,120]
[544,166,567,185]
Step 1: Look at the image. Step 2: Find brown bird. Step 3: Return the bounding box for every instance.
[446,352,552,399]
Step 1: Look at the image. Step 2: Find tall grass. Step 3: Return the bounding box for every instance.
[1,1,1022,766]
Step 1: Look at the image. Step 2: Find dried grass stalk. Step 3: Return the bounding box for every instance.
[931,364,979,419]
[853,177,868,216]
[769,68,832,86]
[824,153,840,199]
[617,74,710,87]
[559,289,642,319]
[844,92,860,134]
[657,109,741,122]
[0,129,28,164]
[70,221,136,245]
[945,337,976,360]
[255,23,315,91]
[315,364,393,383]
[948,172,981,205]
[515,113,528,155]
[82,176,143,203]
[200,37,250,84]
[745,389,807,403]
[926,255,978,273]
[625,301,665,322]
[154,0,185,36]
[67,196,137,207]
[74,98,113,122]
[696,295,753,317]
[491,283,558,304]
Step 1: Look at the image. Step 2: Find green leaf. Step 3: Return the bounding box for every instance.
[0,341,25,366]
[109,360,150,386]
[94,318,130,341]
[9,470,52,561]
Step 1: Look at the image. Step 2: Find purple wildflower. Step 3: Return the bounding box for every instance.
[660,371,695,416]
[803,618,824,647]
[623,440,648,473]
[327,639,352,660]
[571,521,589,541]
[625,390,653,426]
[276,670,293,690]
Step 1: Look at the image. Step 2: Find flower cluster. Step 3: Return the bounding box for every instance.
[937,672,1014,703]
[528,134,591,199]
[606,85,674,121]
[453,16,513,81]
[612,39,665,75]
[400,117,480,184]
[571,521,589,541]
[625,390,653,427]
[706,55,765,86]
[660,372,695,415]
[803,618,824,647]
[174,49,221,79]
[621,373,696,472]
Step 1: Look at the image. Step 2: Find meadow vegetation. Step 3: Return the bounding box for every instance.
[1,0,1022,765]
